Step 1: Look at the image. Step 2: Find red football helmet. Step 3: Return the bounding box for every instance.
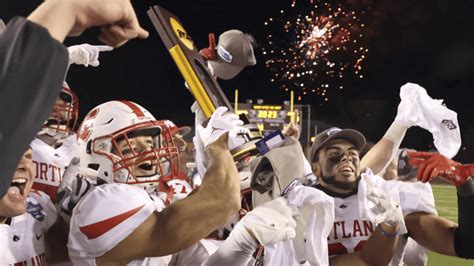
[76,100,179,193]
[40,82,79,139]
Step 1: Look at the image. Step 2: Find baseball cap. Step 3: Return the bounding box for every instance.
[309,127,366,162]
[163,120,191,136]
[208,30,257,80]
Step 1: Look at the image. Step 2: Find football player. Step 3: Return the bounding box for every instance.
[31,44,111,202]
[1,148,58,265]
[67,101,242,264]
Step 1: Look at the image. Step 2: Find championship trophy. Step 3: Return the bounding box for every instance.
[147,5,264,162]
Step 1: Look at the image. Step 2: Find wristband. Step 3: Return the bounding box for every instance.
[377,223,399,238]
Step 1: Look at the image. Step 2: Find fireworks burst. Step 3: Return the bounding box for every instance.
[262,0,370,101]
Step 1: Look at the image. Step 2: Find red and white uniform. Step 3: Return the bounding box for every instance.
[0,190,57,265]
[31,135,77,202]
[328,169,437,265]
[68,183,209,265]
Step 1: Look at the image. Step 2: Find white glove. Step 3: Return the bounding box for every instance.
[240,197,296,245]
[203,198,296,266]
[56,157,93,222]
[191,101,207,128]
[68,44,113,67]
[363,175,403,226]
[394,82,461,158]
[197,106,250,150]
[286,185,335,265]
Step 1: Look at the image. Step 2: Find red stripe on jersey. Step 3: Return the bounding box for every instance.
[328,242,348,256]
[354,240,366,252]
[119,100,145,117]
[79,205,145,240]
[13,261,25,266]
[31,183,58,202]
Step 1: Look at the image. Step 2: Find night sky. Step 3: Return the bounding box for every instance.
[3,0,474,161]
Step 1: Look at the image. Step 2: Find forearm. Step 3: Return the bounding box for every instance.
[27,0,77,42]
[203,226,256,266]
[147,141,240,256]
[0,17,68,197]
[329,253,367,266]
[361,122,407,174]
[406,212,457,256]
[359,223,399,265]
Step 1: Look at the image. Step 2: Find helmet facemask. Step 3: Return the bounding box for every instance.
[41,87,78,140]
[92,121,180,193]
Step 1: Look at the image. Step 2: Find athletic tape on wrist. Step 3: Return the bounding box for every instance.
[383,122,408,143]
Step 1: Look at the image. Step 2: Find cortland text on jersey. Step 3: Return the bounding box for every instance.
[31,160,64,202]
[327,219,375,256]
[30,136,76,202]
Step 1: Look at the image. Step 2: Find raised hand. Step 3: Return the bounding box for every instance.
[56,157,93,221]
[408,151,474,186]
[197,106,249,150]
[68,43,113,67]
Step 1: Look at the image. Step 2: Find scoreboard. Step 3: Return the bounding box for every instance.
[235,103,303,136]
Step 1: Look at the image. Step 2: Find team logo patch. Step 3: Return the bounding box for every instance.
[170,17,194,51]
[27,201,45,222]
[218,46,233,63]
[441,119,457,130]
[78,123,93,141]
[84,108,99,122]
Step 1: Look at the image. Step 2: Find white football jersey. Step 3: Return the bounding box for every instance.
[0,190,57,265]
[263,182,335,266]
[166,179,193,202]
[31,135,77,202]
[68,183,209,266]
[326,170,437,265]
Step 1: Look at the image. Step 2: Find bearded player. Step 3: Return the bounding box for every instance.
[302,82,470,264]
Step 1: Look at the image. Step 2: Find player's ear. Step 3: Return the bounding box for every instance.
[311,162,321,177]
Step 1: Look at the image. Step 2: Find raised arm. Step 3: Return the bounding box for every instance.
[98,134,241,262]
[361,82,461,175]
[98,107,246,262]
[27,0,148,46]
[360,122,407,175]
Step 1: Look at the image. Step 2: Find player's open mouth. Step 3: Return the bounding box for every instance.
[338,166,354,173]
[138,162,155,171]
[9,178,27,197]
